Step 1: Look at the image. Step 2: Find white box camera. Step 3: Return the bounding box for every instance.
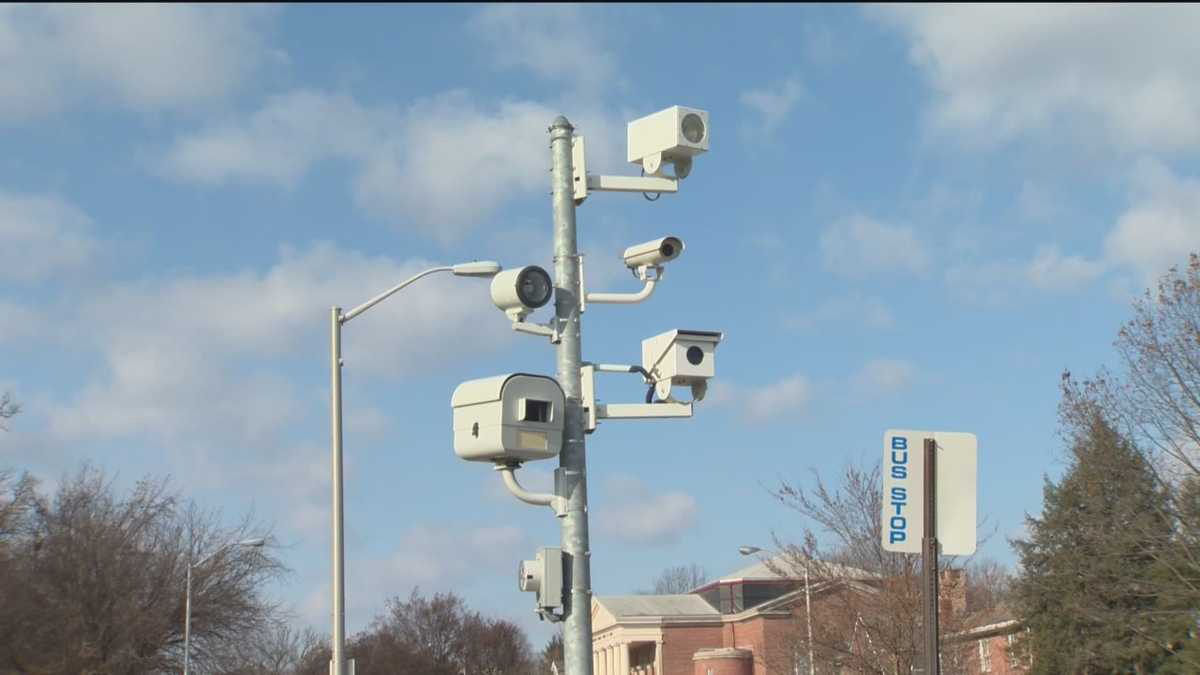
[642,329,723,401]
[452,374,565,462]
[518,546,563,617]
[627,106,709,178]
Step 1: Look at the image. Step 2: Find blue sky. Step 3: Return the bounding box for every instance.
[4,4,1200,647]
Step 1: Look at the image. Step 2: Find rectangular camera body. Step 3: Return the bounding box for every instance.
[627,105,710,166]
[642,329,723,386]
[452,373,565,462]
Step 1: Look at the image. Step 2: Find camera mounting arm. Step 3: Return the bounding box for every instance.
[495,462,568,517]
[578,256,663,311]
[571,136,677,205]
[580,363,692,432]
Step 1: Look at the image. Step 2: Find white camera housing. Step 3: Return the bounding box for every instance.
[452,373,565,462]
[491,266,553,321]
[518,547,563,617]
[623,236,684,270]
[642,329,723,401]
[627,106,709,178]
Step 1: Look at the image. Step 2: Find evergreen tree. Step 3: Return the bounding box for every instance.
[1013,407,1189,673]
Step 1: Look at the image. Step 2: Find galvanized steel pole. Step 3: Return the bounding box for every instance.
[549,115,594,675]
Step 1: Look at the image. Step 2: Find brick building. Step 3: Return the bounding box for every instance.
[592,556,1028,675]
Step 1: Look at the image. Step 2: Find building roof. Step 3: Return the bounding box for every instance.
[595,594,721,618]
[713,554,876,585]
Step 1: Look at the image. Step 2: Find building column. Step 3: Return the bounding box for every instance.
[621,642,630,675]
[655,640,664,675]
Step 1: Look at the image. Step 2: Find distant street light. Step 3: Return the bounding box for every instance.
[184,536,265,675]
[329,261,501,675]
[740,545,814,675]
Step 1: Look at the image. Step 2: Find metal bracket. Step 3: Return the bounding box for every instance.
[572,134,678,205]
[580,363,692,433]
[512,317,564,344]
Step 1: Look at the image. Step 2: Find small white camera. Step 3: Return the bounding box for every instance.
[623,236,684,270]
[641,329,723,402]
[627,106,709,178]
[519,547,563,619]
[491,265,553,321]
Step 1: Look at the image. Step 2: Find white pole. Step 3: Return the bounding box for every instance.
[804,565,815,675]
[183,539,193,675]
[331,307,346,675]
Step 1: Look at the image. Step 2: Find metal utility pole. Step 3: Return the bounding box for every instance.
[922,437,940,675]
[549,115,593,675]
[330,307,347,675]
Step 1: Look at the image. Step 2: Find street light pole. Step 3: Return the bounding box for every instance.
[549,115,593,675]
[183,535,264,675]
[739,545,814,675]
[329,262,500,675]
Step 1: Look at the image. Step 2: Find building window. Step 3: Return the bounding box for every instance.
[1006,633,1020,670]
[978,639,992,672]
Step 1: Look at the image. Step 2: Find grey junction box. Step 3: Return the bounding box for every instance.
[451,373,565,462]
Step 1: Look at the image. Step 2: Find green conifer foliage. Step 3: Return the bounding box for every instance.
[1013,410,1190,673]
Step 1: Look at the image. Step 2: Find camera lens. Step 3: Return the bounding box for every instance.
[516,267,552,308]
[681,113,705,144]
[686,346,704,365]
[661,242,675,257]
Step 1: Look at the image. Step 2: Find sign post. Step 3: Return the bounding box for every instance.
[922,437,939,675]
[883,430,977,674]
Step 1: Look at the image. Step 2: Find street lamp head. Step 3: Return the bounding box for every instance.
[738,546,762,556]
[238,538,266,548]
[452,261,503,277]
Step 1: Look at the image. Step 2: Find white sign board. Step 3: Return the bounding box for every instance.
[882,429,977,555]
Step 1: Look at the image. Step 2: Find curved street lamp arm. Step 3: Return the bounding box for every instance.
[341,266,454,323]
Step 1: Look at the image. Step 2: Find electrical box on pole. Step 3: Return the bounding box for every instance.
[519,547,564,621]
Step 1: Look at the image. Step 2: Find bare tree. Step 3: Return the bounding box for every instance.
[214,618,327,675]
[345,588,536,675]
[0,392,18,430]
[766,460,1001,674]
[635,563,708,594]
[0,464,286,673]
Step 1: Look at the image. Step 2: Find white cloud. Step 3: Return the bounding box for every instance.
[851,358,917,396]
[740,77,805,134]
[357,523,526,590]
[166,89,622,243]
[0,191,97,282]
[1016,181,1063,225]
[785,294,894,331]
[872,6,1200,153]
[742,373,812,422]
[1105,160,1200,284]
[468,5,618,95]
[597,475,697,545]
[0,5,276,120]
[352,92,560,243]
[47,242,513,444]
[1026,244,1105,291]
[820,214,930,278]
[165,90,383,187]
[945,244,1105,302]
[0,300,45,343]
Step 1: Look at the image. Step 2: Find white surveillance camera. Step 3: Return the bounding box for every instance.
[623,236,684,270]
[641,329,723,402]
[491,266,553,321]
[627,106,709,178]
